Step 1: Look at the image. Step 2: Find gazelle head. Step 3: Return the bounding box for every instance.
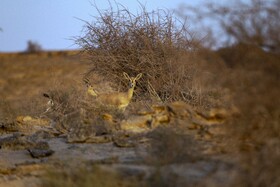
[83,77,98,97]
[42,93,54,114]
[83,78,92,88]
[123,72,142,89]
[43,93,54,106]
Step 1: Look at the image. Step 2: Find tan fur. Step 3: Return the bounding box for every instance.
[85,72,142,111]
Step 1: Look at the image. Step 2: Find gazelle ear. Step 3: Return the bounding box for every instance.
[135,73,142,80]
[43,93,50,98]
[123,72,130,80]
[83,78,92,88]
[83,78,89,84]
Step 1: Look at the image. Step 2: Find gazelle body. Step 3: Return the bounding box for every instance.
[84,72,142,111]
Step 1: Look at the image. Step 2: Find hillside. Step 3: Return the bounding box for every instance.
[0,50,89,118]
[0,48,279,187]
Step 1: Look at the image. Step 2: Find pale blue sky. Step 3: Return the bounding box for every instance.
[0,0,209,52]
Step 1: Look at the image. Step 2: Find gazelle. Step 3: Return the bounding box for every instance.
[42,93,54,113]
[84,78,98,97]
[84,72,142,111]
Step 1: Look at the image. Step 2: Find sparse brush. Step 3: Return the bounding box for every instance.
[41,86,86,131]
[76,2,202,104]
[42,84,126,133]
[43,88,80,117]
[179,0,280,52]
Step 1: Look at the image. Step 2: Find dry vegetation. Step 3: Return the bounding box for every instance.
[0,50,88,124]
[218,44,280,186]
[75,3,214,107]
[0,1,279,187]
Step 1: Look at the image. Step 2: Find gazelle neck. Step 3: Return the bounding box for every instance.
[127,85,135,100]
[87,86,98,97]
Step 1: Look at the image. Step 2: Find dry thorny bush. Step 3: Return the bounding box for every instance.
[75,2,225,109]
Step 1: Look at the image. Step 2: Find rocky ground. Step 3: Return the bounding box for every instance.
[0,98,239,186]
